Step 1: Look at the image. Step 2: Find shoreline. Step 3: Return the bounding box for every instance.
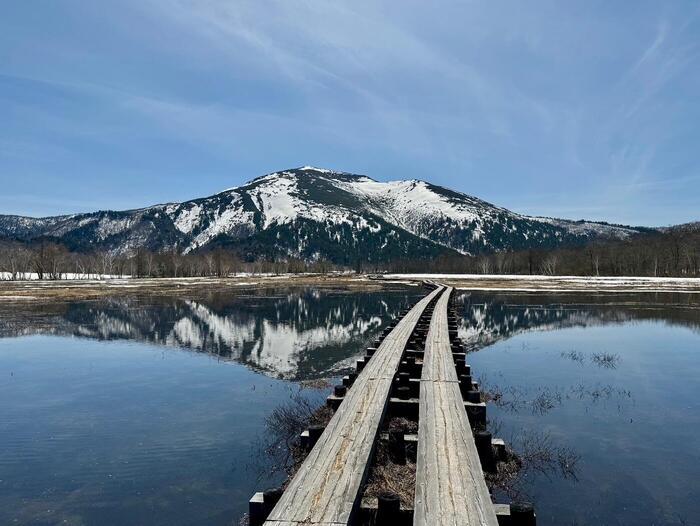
[1,273,700,300]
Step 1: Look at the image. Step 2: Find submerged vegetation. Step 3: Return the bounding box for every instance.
[479,377,632,416]
[560,350,621,369]
[259,391,581,511]
[485,426,580,501]
[259,390,334,479]
[591,352,621,369]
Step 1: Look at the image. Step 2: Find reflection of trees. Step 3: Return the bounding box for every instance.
[2,288,696,381]
[0,288,420,380]
[453,291,700,505]
[456,291,700,350]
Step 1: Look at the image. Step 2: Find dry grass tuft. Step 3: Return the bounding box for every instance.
[384,416,418,434]
[299,378,333,390]
[363,461,416,508]
[309,404,334,426]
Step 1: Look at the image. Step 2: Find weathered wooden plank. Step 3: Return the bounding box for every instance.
[265,286,444,526]
[420,287,459,383]
[264,521,343,526]
[415,286,499,526]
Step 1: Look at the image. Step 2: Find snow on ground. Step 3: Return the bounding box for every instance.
[379,273,700,292]
[0,272,127,280]
[246,171,383,232]
[300,166,334,173]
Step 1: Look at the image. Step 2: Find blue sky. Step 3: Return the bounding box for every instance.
[1,1,698,226]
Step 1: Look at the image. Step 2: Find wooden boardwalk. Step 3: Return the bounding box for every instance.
[251,284,532,526]
[414,287,499,525]
[263,286,444,526]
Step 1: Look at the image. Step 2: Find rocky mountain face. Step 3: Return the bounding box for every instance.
[0,167,646,263]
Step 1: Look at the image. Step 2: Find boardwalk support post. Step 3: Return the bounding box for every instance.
[343,372,357,387]
[459,374,474,396]
[307,424,325,449]
[388,430,407,465]
[248,492,265,526]
[510,501,536,525]
[377,492,401,523]
[263,488,282,515]
[248,488,283,526]
[466,389,481,403]
[397,386,411,400]
[475,430,497,472]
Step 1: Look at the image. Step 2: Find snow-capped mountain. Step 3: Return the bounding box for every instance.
[0,167,646,263]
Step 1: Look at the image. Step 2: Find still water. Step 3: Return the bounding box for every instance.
[458,291,700,526]
[0,287,422,525]
[0,287,698,525]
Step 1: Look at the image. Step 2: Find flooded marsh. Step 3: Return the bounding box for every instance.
[0,287,698,525]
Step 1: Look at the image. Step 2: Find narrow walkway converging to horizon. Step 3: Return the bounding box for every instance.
[251,283,525,526]
[263,286,444,525]
[414,286,498,525]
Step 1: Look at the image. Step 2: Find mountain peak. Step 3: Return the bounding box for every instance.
[0,167,646,262]
[298,165,335,173]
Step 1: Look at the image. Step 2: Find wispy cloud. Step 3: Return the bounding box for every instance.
[632,20,668,72]
[1,1,698,223]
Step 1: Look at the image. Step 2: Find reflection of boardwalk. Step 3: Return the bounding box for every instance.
[251,284,533,525]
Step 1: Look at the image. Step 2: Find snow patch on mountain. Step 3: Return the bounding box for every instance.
[248,172,301,227]
[188,194,255,250]
[334,178,491,248]
[170,203,203,234]
[0,165,650,259]
[531,216,639,237]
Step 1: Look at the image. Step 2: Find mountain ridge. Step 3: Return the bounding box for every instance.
[0,167,652,264]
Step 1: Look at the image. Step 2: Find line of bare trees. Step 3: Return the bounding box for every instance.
[1,227,698,280]
[0,241,339,280]
[386,228,700,277]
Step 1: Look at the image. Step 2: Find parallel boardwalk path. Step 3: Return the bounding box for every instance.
[264,286,444,526]
[414,287,499,526]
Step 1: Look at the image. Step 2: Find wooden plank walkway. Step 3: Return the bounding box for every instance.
[264,286,444,526]
[414,287,499,526]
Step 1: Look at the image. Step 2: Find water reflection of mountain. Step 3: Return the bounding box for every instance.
[0,288,421,380]
[2,288,698,379]
[457,291,700,351]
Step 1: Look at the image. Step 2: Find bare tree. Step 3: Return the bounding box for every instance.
[477,256,492,274]
[540,254,559,276]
